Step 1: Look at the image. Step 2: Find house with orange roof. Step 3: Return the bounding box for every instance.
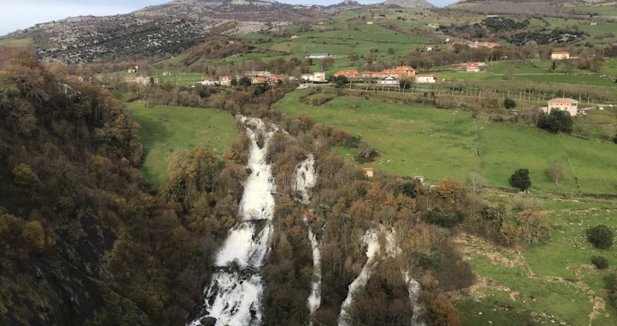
[334,69,360,79]
[251,76,267,84]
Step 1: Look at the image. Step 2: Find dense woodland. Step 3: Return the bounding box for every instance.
[0,54,250,325]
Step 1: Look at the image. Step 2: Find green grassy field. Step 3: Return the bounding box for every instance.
[274,89,617,194]
[128,103,238,186]
[436,60,617,87]
[458,196,617,326]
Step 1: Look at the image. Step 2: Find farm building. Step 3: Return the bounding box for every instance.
[551,51,570,60]
[309,52,333,59]
[377,77,399,85]
[415,74,436,83]
[540,98,579,116]
[363,168,374,178]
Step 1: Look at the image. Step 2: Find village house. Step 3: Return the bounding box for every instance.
[218,76,232,86]
[541,98,579,116]
[377,76,399,85]
[465,62,482,72]
[415,74,436,84]
[334,69,360,79]
[349,66,416,80]
[363,168,374,178]
[367,21,374,25]
[268,74,282,85]
[308,52,333,59]
[247,71,271,78]
[251,76,267,85]
[301,72,327,83]
[200,78,215,86]
[383,65,416,79]
[551,51,570,60]
[360,71,383,79]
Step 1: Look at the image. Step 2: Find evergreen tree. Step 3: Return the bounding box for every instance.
[509,168,531,192]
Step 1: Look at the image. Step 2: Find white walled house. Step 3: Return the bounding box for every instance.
[218,76,232,86]
[301,72,327,83]
[540,98,579,116]
[200,79,215,86]
[551,51,570,60]
[415,74,436,84]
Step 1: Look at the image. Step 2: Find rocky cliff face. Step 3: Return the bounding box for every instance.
[3,0,336,63]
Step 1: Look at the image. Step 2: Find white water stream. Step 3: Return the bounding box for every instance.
[338,229,380,326]
[188,117,277,326]
[338,228,426,326]
[293,156,322,320]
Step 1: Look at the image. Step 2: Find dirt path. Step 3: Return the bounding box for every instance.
[454,233,606,326]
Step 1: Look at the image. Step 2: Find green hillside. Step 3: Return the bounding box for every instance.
[129,103,238,186]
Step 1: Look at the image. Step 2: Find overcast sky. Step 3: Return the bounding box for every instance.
[0,0,457,36]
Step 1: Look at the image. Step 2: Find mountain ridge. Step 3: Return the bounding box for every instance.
[1,0,395,63]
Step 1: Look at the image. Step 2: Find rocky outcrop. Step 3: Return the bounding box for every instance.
[1,0,349,63]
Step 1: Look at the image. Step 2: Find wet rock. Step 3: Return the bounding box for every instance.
[200,316,217,326]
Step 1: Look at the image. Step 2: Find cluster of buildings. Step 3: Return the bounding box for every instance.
[334,65,416,80]
[333,66,440,85]
[199,71,287,87]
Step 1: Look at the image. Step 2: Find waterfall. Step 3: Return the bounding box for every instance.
[293,155,322,320]
[188,117,277,326]
[338,228,427,326]
[338,229,380,326]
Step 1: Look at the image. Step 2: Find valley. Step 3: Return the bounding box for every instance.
[1,1,617,326]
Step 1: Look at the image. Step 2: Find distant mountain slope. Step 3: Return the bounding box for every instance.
[448,0,589,16]
[2,0,363,63]
[384,0,434,8]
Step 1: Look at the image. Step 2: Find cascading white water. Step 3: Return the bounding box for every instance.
[338,229,380,326]
[338,228,426,326]
[188,117,277,326]
[385,231,427,326]
[293,155,322,319]
[403,272,427,326]
[294,155,317,205]
[306,229,322,315]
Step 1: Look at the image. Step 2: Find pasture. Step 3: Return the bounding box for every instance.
[457,197,617,326]
[128,102,238,186]
[274,89,617,194]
